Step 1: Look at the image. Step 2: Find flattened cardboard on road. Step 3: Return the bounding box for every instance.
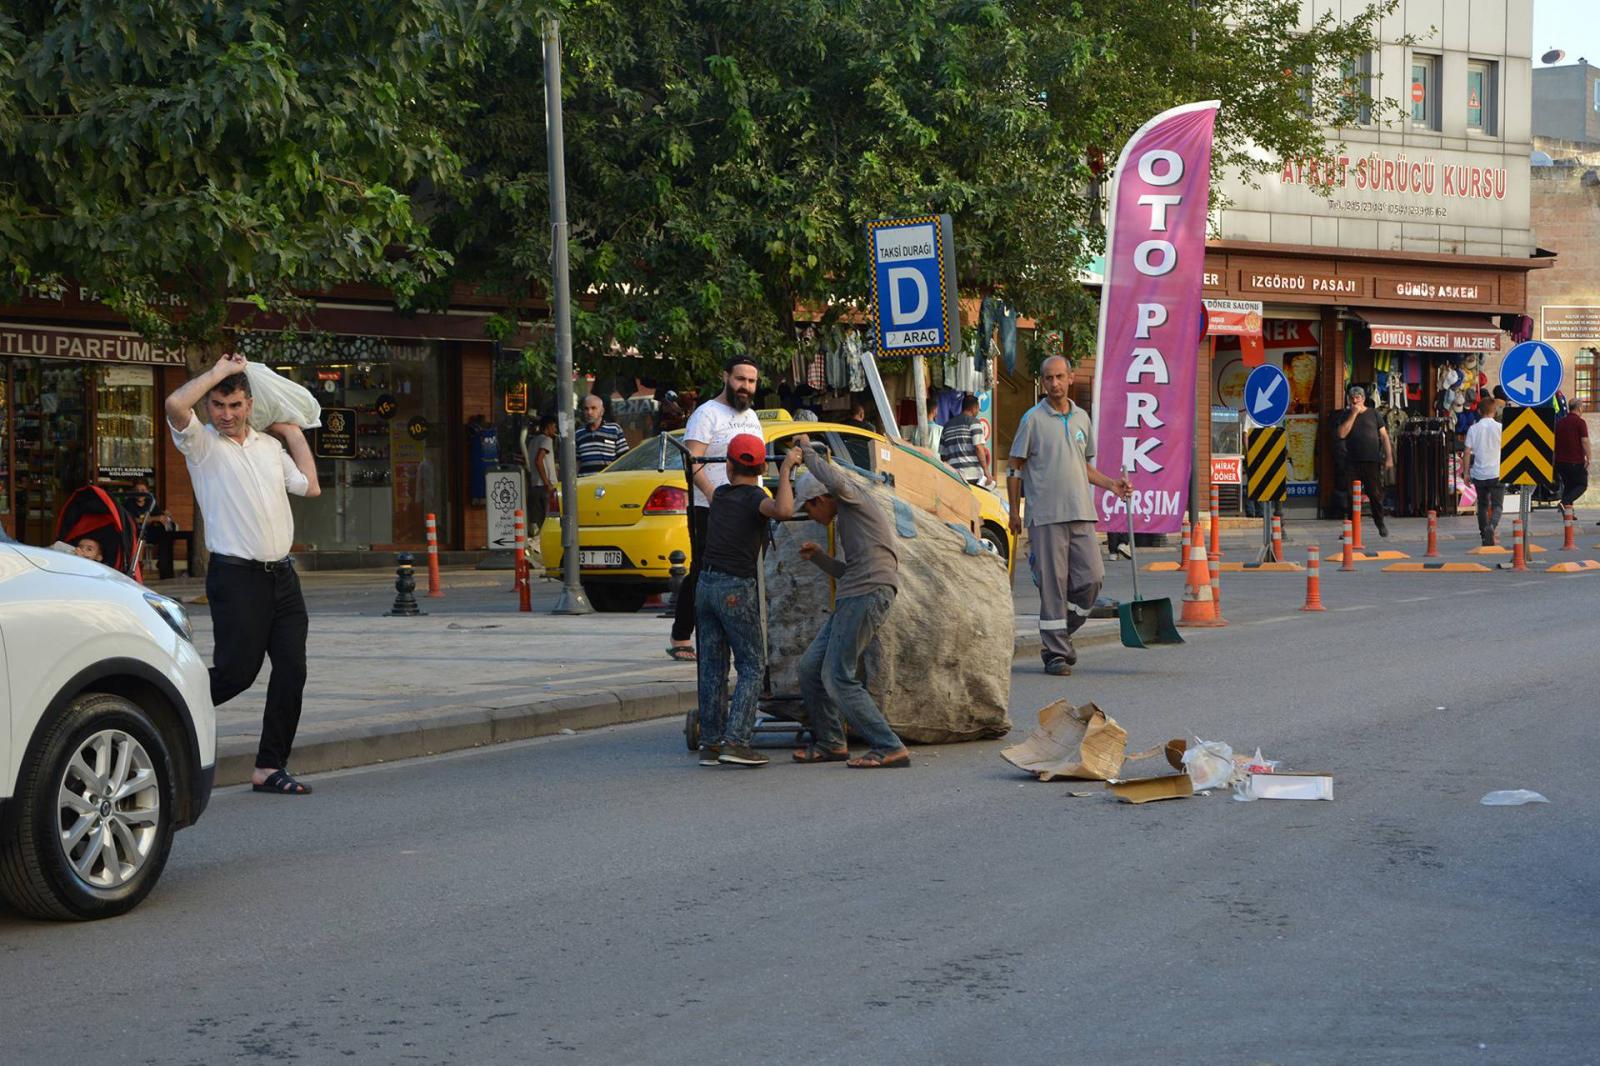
[1001,701,1126,781]
[1108,774,1195,803]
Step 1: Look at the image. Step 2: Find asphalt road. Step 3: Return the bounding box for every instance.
[3,567,1597,1064]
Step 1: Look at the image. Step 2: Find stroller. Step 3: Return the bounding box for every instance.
[53,485,153,580]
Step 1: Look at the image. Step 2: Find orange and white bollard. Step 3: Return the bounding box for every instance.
[1350,479,1365,552]
[1512,517,1527,572]
[1271,512,1284,563]
[1340,519,1356,572]
[1180,512,1222,627]
[1425,510,1439,558]
[514,509,532,611]
[1207,548,1227,625]
[1179,515,1192,569]
[1563,506,1578,551]
[424,512,444,597]
[1208,486,1221,560]
[1300,545,1326,612]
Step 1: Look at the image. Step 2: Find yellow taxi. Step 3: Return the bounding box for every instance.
[541,417,1014,611]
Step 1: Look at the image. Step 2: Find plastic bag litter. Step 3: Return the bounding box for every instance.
[244,362,321,431]
[1480,790,1549,806]
[1180,738,1236,791]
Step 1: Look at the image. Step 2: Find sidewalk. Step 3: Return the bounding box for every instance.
[169,565,1103,786]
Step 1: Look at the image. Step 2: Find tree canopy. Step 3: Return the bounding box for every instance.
[441,0,1398,385]
[0,0,526,360]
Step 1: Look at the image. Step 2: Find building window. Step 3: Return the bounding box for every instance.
[1411,53,1440,130]
[1576,349,1599,408]
[1341,52,1375,126]
[1466,59,1497,135]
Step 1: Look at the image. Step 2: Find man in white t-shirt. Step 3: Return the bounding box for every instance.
[668,355,762,660]
[1463,397,1504,547]
[165,352,321,796]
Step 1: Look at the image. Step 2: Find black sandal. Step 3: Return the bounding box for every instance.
[252,769,313,795]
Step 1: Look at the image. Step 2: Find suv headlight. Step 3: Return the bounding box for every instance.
[144,592,194,643]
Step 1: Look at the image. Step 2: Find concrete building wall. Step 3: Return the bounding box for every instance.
[1532,63,1600,145]
[1216,0,1534,258]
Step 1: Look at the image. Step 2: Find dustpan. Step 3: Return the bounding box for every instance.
[1117,482,1184,648]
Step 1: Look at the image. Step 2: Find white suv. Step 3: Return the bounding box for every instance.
[0,531,216,920]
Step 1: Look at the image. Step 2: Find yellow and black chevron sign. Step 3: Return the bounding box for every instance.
[1500,405,1555,487]
[1245,426,1287,502]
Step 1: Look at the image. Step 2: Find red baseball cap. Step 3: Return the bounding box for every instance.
[726,433,766,467]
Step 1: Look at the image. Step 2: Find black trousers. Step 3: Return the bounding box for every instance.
[141,524,175,580]
[207,560,309,770]
[1344,460,1387,526]
[670,506,710,643]
[1557,461,1588,507]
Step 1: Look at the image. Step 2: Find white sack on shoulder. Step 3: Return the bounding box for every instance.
[244,361,321,431]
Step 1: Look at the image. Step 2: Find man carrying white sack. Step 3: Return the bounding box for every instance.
[166,352,321,796]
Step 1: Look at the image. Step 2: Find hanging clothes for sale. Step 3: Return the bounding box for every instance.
[825,326,848,390]
[844,331,866,392]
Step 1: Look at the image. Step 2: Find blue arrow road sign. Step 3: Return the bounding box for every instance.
[1244,364,1290,428]
[865,215,960,357]
[1499,340,1562,407]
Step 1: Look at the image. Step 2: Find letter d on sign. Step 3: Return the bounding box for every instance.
[887,267,929,325]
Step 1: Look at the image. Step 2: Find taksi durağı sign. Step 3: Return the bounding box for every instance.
[864,215,960,357]
[1092,101,1220,535]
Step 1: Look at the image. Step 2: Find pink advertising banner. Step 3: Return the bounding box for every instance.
[1091,101,1220,534]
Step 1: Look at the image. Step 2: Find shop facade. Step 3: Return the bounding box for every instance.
[0,285,507,563]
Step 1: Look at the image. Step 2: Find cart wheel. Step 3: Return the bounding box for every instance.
[684,708,700,751]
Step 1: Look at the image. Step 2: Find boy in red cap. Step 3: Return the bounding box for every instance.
[695,433,802,766]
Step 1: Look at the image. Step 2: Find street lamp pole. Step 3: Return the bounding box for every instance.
[542,17,590,614]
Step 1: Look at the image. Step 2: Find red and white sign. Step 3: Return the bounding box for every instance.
[1211,456,1243,485]
[1411,82,1425,104]
[1206,300,1266,366]
[1368,324,1500,352]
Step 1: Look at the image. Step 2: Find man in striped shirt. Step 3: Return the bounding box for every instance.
[938,392,990,483]
[575,394,630,474]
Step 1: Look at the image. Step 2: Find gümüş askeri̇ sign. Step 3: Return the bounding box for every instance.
[1092,101,1220,535]
[864,215,960,357]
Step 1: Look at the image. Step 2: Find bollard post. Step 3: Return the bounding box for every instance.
[1340,519,1356,572]
[1511,517,1527,572]
[1563,506,1577,551]
[1351,480,1365,552]
[1208,486,1221,560]
[1207,548,1227,625]
[514,509,532,612]
[1300,545,1326,611]
[1270,512,1284,563]
[1425,510,1439,558]
[386,553,425,616]
[662,549,687,618]
[424,512,443,597]
[1178,515,1192,569]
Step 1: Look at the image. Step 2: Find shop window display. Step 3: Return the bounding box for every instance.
[237,332,450,549]
[9,359,89,545]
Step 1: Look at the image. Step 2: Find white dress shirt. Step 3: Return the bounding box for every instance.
[170,418,310,561]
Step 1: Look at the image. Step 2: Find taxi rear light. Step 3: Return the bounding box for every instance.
[643,486,689,514]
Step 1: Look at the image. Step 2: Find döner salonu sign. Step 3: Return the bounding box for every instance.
[0,324,186,366]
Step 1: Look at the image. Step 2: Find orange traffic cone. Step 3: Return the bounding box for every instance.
[1180,511,1223,627]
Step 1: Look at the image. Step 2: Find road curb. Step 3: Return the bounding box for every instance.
[213,620,1119,786]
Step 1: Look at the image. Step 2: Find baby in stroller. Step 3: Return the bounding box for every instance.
[49,484,144,577]
[51,533,111,562]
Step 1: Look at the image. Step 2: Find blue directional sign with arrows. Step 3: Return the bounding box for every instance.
[1499,340,1562,408]
[1244,364,1290,428]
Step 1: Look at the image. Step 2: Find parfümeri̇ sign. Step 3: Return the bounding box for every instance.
[1091,101,1220,535]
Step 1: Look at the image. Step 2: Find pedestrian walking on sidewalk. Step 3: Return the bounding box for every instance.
[1335,385,1392,538]
[1007,357,1131,677]
[1555,398,1590,508]
[575,395,630,475]
[526,413,559,534]
[1463,397,1505,547]
[165,353,321,796]
[790,444,910,769]
[694,437,800,768]
[668,356,763,661]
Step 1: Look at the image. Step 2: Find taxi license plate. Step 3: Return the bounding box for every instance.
[579,549,625,568]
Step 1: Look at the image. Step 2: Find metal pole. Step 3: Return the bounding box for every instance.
[911,355,928,443]
[543,18,590,615]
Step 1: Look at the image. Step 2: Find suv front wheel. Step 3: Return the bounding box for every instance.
[0,693,177,920]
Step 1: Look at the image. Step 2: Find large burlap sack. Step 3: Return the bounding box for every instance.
[764,466,1012,744]
[244,361,322,430]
